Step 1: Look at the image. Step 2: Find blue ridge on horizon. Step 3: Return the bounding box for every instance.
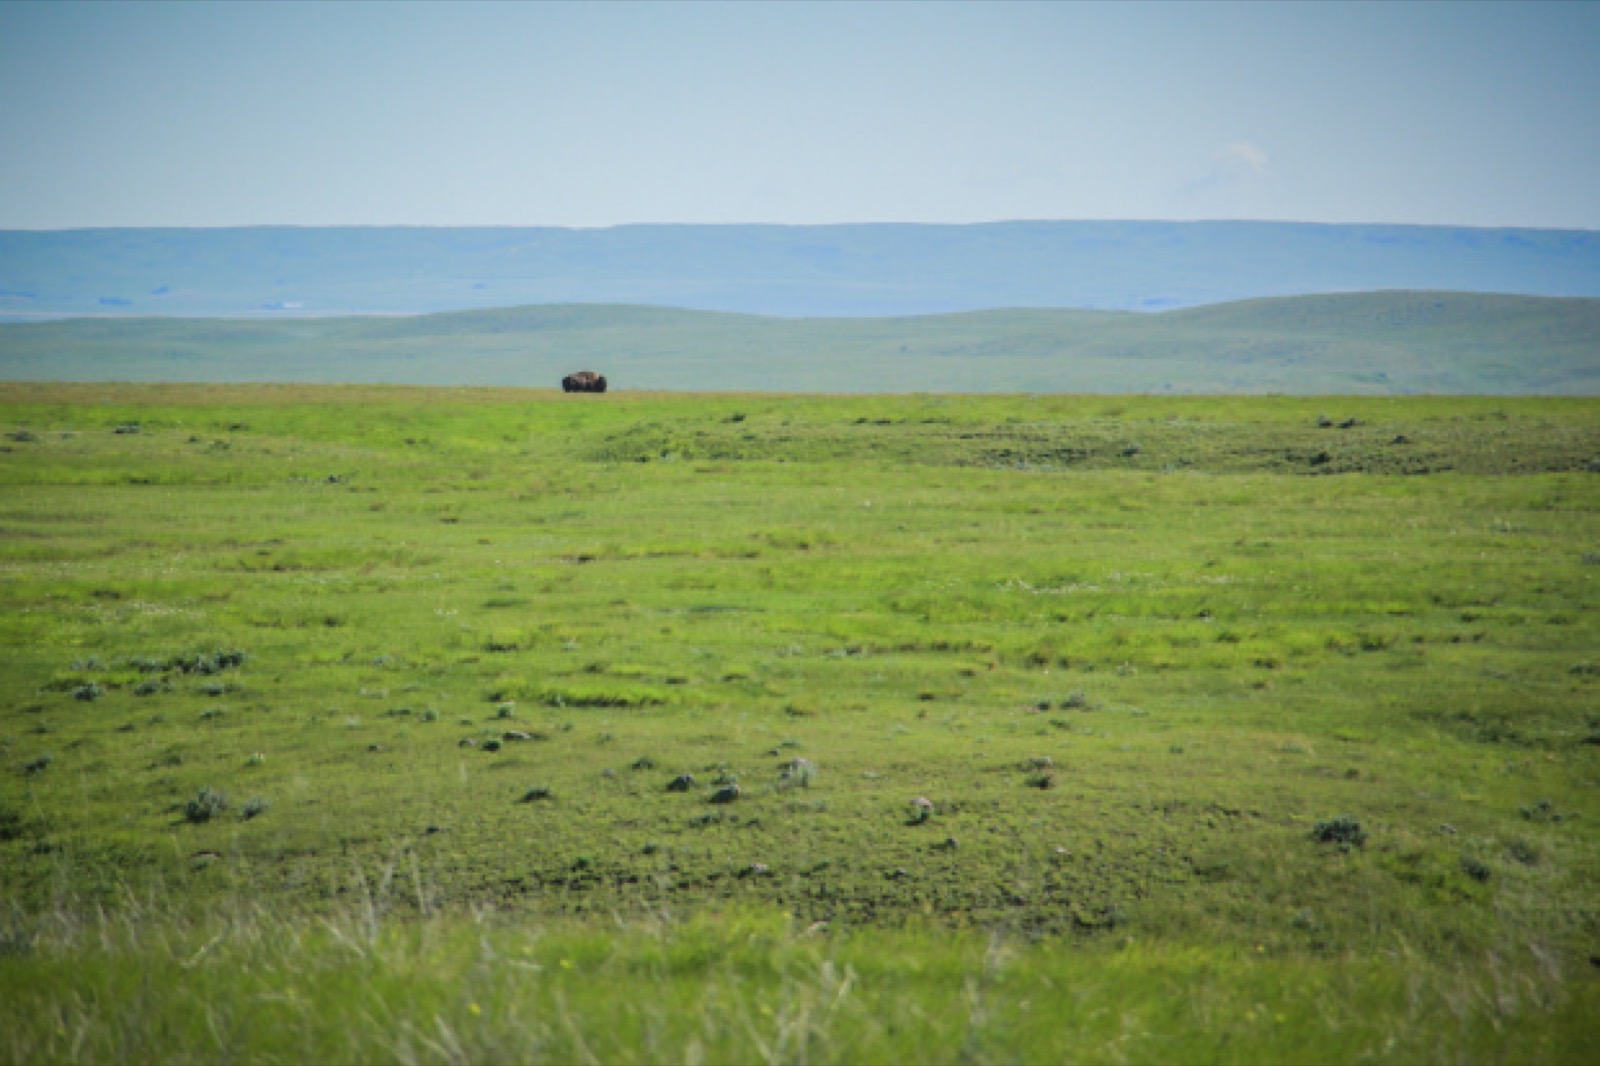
[2,220,1598,321]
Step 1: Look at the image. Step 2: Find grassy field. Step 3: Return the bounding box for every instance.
[2,383,1598,1062]
[4,291,1599,394]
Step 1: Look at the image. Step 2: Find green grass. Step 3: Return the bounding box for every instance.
[3,291,1599,393]
[2,383,1598,1061]
[5,906,1595,1064]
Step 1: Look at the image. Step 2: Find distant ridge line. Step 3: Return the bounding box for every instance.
[3,220,1598,320]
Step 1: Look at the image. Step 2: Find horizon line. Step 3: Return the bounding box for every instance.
[4,218,1599,236]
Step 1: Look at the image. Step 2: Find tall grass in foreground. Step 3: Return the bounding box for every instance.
[2,901,1595,1065]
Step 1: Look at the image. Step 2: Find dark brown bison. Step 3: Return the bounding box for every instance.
[561,371,607,394]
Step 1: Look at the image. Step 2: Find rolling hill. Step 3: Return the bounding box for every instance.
[1,291,1596,394]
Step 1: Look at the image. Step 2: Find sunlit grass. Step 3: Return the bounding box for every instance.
[3,902,1596,1065]
[2,383,1597,1060]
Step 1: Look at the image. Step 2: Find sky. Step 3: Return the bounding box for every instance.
[0,0,1597,231]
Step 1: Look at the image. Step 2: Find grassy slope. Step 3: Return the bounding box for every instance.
[1,384,1597,1062]
[1,291,1598,394]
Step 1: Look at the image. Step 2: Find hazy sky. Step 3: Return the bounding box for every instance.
[1,0,1597,231]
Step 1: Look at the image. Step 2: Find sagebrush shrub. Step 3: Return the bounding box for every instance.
[780,758,817,789]
[1311,815,1367,849]
[1519,798,1561,822]
[173,650,246,676]
[183,787,228,824]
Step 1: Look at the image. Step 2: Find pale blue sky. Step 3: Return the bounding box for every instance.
[1,0,1596,230]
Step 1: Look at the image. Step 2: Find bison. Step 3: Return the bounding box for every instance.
[562,371,607,393]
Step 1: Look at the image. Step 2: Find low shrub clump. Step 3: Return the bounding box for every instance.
[182,787,228,824]
[171,650,247,676]
[1311,815,1368,850]
[779,758,816,788]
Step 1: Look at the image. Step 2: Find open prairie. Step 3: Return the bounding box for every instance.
[5,292,1599,394]
[2,383,1598,1062]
